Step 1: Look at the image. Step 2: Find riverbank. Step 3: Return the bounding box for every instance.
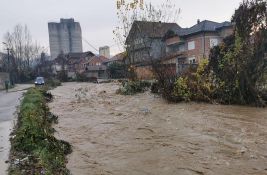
[50,82,267,175]
[8,88,71,175]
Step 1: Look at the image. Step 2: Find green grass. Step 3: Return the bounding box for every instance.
[9,88,71,175]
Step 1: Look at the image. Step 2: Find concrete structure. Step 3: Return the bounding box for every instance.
[99,46,110,58]
[48,18,83,59]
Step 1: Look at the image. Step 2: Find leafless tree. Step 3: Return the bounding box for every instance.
[3,24,44,82]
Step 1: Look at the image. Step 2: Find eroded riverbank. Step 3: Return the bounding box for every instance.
[50,82,267,175]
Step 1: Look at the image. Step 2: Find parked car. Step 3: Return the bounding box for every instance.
[35,77,45,86]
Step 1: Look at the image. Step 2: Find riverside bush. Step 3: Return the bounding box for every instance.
[46,78,62,88]
[117,80,151,95]
[173,77,191,102]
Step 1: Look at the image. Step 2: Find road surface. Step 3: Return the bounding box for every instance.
[0,84,32,175]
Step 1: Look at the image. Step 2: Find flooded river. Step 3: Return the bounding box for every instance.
[50,82,267,175]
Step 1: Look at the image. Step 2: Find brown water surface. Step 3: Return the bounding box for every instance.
[50,82,267,175]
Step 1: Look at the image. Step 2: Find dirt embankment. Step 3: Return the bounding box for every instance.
[50,82,267,175]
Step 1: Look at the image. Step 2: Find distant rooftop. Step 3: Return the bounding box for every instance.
[48,18,77,24]
[60,18,75,23]
[173,20,232,37]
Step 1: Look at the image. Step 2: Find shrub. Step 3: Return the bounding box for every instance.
[169,59,212,103]
[117,80,151,95]
[46,78,61,88]
[173,77,191,102]
[151,82,160,94]
[76,73,89,82]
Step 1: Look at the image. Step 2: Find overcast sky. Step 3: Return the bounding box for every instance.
[0,0,242,56]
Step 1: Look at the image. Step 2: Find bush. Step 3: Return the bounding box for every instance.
[171,59,213,103]
[76,73,89,82]
[173,77,191,102]
[117,80,151,95]
[151,82,160,94]
[46,78,61,88]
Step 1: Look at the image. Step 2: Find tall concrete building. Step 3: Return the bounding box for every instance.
[48,18,83,59]
[99,46,110,58]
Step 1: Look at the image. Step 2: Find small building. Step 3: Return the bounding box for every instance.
[53,51,94,79]
[82,56,108,79]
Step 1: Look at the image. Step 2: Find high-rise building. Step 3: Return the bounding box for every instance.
[99,46,110,58]
[48,18,83,59]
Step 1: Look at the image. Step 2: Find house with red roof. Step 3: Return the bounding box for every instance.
[81,55,109,79]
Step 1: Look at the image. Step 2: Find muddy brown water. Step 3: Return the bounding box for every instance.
[49,82,267,175]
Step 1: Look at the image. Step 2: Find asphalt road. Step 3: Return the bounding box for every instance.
[0,84,32,175]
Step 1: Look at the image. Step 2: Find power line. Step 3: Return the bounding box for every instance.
[82,38,98,52]
[82,37,121,53]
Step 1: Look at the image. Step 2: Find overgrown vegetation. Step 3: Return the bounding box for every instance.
[207,0,267,106]
[45,78,62,88]
[107,63,126,79]
[117,80,151,95]
[9,88,71,175]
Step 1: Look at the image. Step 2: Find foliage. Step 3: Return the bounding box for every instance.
[9,88,71,175]
[75,73,98,83]
[75,73,89,82]
[56,70,68,82]
[107,62,126,79]
[208,0,267,106]
[172,59,212,102]
[45,78,62,88]
[173,77,191,101]
[151,62,180,101]
[117,80,151,95]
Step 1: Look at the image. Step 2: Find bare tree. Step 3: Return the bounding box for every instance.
[3,24,44,82]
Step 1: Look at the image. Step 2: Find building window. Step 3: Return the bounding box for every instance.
[188,41,195,50]
[179,44,185,52]
[188,56,196,64]
[210,38,219,47]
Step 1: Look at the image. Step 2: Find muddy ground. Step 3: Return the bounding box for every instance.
[49,82,267,175]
